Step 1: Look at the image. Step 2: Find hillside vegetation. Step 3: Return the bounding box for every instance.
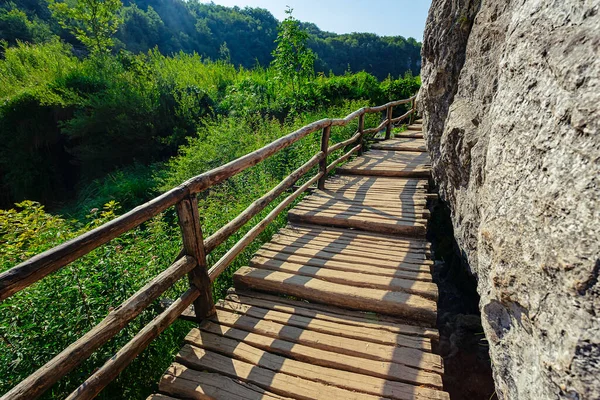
[0,2,420,399]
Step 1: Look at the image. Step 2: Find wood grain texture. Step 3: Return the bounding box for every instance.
[233,267,438,324]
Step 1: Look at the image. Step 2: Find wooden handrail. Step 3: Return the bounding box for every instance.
[0,93,418,400]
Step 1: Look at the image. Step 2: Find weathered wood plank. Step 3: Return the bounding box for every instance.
[208,308,443,371]
[233,267,438,324]
[288,209,427,236]
[175,347,386,400]
[255,244,433,269]
[160,363,292,400]
[272,231,432,257]
[226,291,439,338]
[188,325,443,388]
[215,299,433,349]
[259,240,429,266]
[250,255,431,285]
[265,237,430,262]
[183,332,449,400]
[291,202,428,220]
[283,224,431,249]
[246,259,438,300]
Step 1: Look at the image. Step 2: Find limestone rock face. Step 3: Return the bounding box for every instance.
[419,1,600,399]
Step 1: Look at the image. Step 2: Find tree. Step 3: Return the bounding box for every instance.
[49,0,122,54]
[270,7,315,93]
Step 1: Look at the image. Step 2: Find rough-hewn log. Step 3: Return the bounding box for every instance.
[357,113,366,156]
[176,197,214,320]
[207,172,322,282]
[327,131,361,154]
[391,110,413,124]
[365,96,415,113]
[317,126,331,190]
[184,119,329,194]
[0,256,196,400]
[330,108,365,126]
[326,144,362,174]
[65,288,199,400]
[385,106,393,140]
[0,185,188,301]
[363,119,389,135]
[204,152,324,253]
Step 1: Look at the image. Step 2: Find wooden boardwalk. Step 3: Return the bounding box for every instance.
[150,120,449,400]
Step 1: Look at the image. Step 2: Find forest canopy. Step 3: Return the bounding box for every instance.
[0,0,422,79]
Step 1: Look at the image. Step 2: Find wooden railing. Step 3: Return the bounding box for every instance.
[0,94,417,400]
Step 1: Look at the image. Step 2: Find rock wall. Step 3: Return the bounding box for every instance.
[419,1,600,399]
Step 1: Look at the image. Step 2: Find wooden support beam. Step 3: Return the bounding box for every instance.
[357,113,365,155]
[317,125,331,190]
[176,197,215,320]
[385,105,393,140]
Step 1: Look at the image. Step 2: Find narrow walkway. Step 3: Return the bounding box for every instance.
[150,120,449,400]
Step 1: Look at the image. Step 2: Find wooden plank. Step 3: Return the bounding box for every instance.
[246,258,438,300]
[395,133,424,139]
[300,195,430,211]
[226,291,439,339]
[233,267,438,324]
[175,347,386,400]
[288,209,427,236]
[208,308,442,371]
[325,178,429,189]
[289,205,428,224]
[160,363,292,400]
[371,144,426,152]
[291,202,428,220]
[258,240,429,267]
[337,167,431,178]
[272,231,432,257]
[215,299,433,349]
[255,245,433,269]
[283,224,431,249]
[146,395,179,400]
[188,325,443,388]
[184,332,449,400]
[254,248,432,273]
[265,236,429,262]
[250,254,431,284]
[1,256,197,400]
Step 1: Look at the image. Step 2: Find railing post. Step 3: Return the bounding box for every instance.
[175,195,215,321]
[317,125,331,190]
[409,97,416,125]
[357,113,365,156]
[385,105,393,140]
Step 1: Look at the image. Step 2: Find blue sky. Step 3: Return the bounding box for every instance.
[200,0,432,40]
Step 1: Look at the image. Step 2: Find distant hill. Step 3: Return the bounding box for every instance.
[0,0,421,79]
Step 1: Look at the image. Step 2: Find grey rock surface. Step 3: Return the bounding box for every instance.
[419,1,600,399]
